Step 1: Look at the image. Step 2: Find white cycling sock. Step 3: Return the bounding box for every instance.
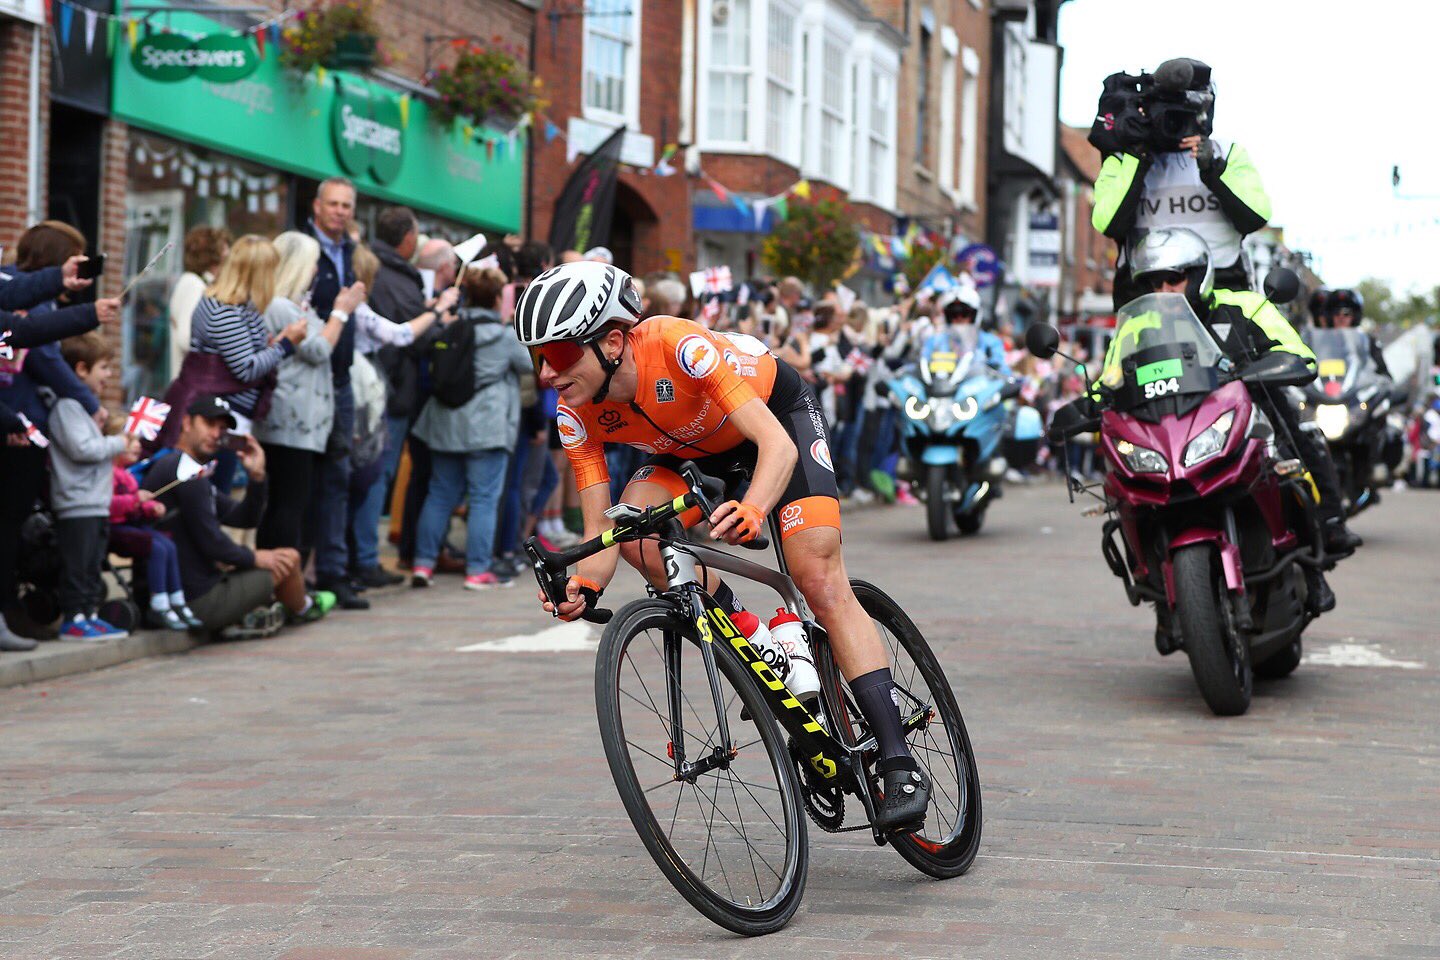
[150,593,172,612]
[169,591,186,608]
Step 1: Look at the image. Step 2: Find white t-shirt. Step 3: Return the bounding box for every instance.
[1134,139,1243,267]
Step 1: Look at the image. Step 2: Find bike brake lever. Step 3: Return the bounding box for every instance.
[578,587,613,624]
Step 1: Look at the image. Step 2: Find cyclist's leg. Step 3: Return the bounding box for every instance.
[614,460,731,599]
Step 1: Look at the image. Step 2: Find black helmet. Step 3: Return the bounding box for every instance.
[1307,288,1330,325]
[1329,288,1364,321]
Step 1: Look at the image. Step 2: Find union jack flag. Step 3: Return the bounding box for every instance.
[17,413,48,448]
[125,397,170,441]
[689,265,734,298]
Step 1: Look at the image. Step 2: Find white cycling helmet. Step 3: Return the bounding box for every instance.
[513,260,643,346]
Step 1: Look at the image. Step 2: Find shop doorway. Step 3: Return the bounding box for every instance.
[609,182,658,275]
[47,104,104,256]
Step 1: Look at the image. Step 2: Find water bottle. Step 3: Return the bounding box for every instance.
[730,610,796,690]
[767,610,821,702]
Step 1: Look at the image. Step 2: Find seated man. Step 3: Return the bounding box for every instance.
[143,395,334,634]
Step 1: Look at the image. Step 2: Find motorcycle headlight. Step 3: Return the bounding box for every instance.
[1116,439,1169,474]
[1315,404,1349,440]
[953,397,980,421]
[1183,410,1236,468]
[904,396,932,420]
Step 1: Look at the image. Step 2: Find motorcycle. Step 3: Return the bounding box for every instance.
[1297,327,1405,515]
[880,326,1020,540]
[1027,273,1328,716]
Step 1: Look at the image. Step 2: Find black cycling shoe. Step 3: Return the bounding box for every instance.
[1305,568,1336,615]
[874,766,930,834]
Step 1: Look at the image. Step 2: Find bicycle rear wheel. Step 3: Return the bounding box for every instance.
[595,599,808,936]
[849,579,982,878]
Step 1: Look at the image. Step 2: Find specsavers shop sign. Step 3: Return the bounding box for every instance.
[132,34,258,83]
[111,10,522,231]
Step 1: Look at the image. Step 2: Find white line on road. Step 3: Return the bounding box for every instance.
[1302,639,1424,669]
[455,621,596,653]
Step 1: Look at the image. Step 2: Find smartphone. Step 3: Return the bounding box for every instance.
[223,431,250,452]
[77,253,107,280]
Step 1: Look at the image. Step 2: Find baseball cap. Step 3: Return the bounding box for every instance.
[186,394,237,428]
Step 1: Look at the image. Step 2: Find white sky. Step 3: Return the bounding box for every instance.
[1058,0,1440,295]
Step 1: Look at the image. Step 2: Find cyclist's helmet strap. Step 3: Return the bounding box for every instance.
[589,336,625,404]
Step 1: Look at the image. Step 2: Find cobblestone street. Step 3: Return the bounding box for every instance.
[2,483,1437,959]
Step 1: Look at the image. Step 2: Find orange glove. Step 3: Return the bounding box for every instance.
[711,500,765,544]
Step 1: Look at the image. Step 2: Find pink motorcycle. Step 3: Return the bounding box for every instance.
[1027,279,1327,715]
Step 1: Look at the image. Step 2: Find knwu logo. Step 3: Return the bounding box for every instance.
[331,77,403,185]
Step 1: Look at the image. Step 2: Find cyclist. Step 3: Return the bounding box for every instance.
[515,261,930,832]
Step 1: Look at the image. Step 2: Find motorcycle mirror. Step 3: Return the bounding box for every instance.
[1048,398,1099,442]
[1000,379,1023,400]
[1024,322,1060,359]
[1262,268,1301,306]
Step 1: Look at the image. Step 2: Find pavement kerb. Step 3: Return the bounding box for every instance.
[0,582,411,690]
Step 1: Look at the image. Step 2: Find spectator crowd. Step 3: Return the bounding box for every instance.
[0,178,1084,654]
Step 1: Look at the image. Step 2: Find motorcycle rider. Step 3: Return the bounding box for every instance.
[1092,58,1271,308]
[925,286,1010,374]
[1100,228,1361,622]
[1315,288,1392,378]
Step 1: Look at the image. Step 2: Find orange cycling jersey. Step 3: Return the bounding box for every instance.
[558,316,779,490]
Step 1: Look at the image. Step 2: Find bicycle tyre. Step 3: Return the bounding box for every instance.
[850,580,982,879]
[595,598,809,936]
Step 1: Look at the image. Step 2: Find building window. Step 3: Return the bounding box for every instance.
[915,24,931,166]
[583,0,638,123]
[938,47,957,192]
[820,37,846,185]
[707,0,752,143]
[959,46,980,208]
[869,69,893,205]
[765,2,797,161]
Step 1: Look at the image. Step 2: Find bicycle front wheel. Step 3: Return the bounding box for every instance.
[850,579,983,878]
[595,599,808,936]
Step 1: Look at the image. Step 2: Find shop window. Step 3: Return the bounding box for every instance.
[122,133,290,398]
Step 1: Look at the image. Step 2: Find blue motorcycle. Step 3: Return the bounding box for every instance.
[881,327,1021,540]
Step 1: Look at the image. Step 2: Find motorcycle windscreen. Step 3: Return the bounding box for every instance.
[1305,328,1374,400]
[1101,294,1224,417]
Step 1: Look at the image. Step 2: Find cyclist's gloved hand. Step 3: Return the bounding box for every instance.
[538,575,603,622]
[710,500,765,545]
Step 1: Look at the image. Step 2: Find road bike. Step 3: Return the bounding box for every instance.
[525,462,982,935]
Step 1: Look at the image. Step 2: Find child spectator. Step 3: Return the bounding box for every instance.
[109,440,199,631]
[49,331,141,641]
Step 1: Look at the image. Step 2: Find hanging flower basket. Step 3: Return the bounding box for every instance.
[281,0,387,75]
[426,40,546,130]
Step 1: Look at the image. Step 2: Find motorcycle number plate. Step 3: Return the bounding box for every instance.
[1318,359,1346,378]
[1135,358,1183,386]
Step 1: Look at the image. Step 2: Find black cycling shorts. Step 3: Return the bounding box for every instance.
[626,361,841,540]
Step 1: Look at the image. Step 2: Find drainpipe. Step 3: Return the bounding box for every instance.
[28,24,43,222]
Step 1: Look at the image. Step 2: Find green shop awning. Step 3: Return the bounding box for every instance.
[112,11,523,232]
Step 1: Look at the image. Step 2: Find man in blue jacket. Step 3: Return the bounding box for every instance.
[305,177,369,610]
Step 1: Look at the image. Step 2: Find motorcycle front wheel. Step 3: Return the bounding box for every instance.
[926,465,950,541]
[1173,544,1252,716]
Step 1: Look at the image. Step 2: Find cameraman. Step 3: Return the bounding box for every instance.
[1091,58,1271,307]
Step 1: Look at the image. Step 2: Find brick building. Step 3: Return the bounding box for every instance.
[527,0,690,276]
[1056,124,1111,328]
[5,0,535,405]
[873,0,988,247]
[529,0,908,293]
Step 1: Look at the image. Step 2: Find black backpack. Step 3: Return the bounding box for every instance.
[1088,71,1151,156]
[428,316,479,408]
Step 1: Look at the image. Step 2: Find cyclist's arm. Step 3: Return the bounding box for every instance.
[709,397,798,542]
[569,480,621,596]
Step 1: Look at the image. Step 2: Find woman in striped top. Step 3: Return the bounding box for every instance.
[189,235,307,420]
